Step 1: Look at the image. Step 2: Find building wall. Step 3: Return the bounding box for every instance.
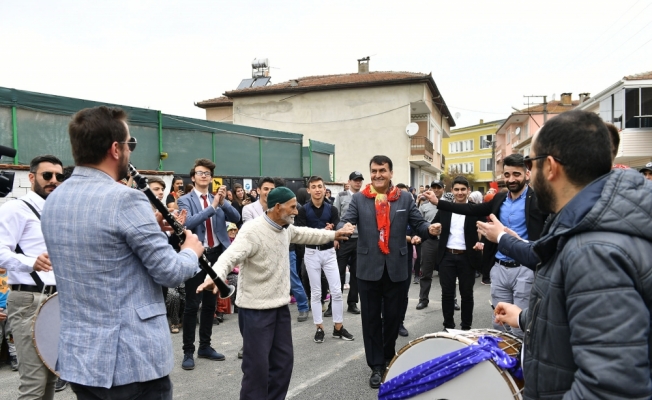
[225,84,439,185]
[444,121,500,192]
[205,107,233,123]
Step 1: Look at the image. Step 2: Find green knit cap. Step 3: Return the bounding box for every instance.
[267,187,296,208]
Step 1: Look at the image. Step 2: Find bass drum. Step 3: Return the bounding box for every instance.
[31,292,60,376]
[384,329,523,399]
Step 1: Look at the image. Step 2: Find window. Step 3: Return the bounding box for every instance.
[480,158,494,172]
[480,135,494,149]
[625,87,652,128]
[468,140,474,151]
[467,163,474,173]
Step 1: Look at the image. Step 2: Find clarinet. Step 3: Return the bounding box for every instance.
[128,163,235,299]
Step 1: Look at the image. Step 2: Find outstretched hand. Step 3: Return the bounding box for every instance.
[493,302,522,328]
[476,214,505,243]
[428,223,442,236]
[422,191,439,205]
[334,223,355,241]
[197,275,218,295]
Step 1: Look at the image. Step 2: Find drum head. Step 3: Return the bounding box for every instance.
[384,334,518,399]
[32,293,60,376]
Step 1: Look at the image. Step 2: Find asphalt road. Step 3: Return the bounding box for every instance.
[0,275,495,399]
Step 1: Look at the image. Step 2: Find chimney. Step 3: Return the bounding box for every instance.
[479,119,484,124]
[357,56,370,74]
[560,93,572,106]
[579,92,590,103]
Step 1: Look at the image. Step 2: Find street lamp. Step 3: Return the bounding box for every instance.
[481,139,496,182]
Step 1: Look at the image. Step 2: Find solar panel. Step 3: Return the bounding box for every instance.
[252,77,271,87]
[237,79,255,90]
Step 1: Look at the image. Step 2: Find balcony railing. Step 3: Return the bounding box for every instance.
[410,136,434,161]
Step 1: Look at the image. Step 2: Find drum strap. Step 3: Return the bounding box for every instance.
[14,200,46,292]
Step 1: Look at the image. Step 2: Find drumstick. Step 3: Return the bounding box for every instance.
[489,301,509,330]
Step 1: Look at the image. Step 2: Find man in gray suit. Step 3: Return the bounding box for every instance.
[177,158,240,370]
[42,106,204,399]
[337,155,441,388]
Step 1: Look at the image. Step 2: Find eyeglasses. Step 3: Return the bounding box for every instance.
[524,154,563,170]
[39,172,65,182]
[119,137,137,152]
[194,171,212,177]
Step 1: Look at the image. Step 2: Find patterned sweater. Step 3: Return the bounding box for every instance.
[213,215,335,309]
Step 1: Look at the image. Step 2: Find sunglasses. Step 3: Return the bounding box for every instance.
[40,172,65,182]
[119,137,137,152]
[524,154,563,170]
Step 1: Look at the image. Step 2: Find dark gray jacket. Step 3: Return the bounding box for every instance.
[518,169,652,399]
[337,189,431,282]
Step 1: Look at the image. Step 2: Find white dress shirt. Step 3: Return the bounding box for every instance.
[0,191,56,285]
[194,188,220,247]
[446,208,467,251]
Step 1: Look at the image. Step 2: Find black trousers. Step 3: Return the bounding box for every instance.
[239,306,293,400]
[439,252,476,329]
[70,376,172,400]
[358,266,407,370]
[400,244,413,324]
[182,247,222,354]
[418,239,439,303]
[336,237,359,304]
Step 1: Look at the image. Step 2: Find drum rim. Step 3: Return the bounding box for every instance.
[383,329,523,399]
[30,292,60,377]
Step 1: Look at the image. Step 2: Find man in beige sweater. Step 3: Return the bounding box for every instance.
[198,187,354,400]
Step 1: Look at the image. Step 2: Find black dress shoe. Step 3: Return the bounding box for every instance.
[324,303,332,317]
[398,324,408,337]
[369,368,383,389]
[454,299,460,311]
[347,303,361,314]
[416,301,428,310]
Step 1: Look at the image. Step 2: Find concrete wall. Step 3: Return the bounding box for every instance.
[205,107,233,123]
[229,84,432,185]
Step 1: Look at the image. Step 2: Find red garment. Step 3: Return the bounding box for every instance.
[361,184,401,254]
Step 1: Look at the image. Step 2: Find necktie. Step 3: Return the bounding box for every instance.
[201,194,215,248]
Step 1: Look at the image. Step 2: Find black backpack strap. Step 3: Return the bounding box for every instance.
[18,199,45,291]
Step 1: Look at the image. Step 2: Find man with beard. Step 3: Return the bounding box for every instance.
[424,154,547,337]
[41,106,205,399]
[197,187,355,400]
[0,155,63,399]
[494,109,652,399]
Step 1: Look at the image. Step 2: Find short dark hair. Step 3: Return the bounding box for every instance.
[369,155,393,171]
[29,155,63,173]
[69,106,128,166]
[62,165,75,180]
[273,177,286,187]
[452,176,470,188]
[503,153,525,169]
[258,176,275,187]
[604,122,620,160]
[396,183,408,189]
[308,176,323,185]
[190,158,215,177]
[148,176,166,189]
[534,110,612,187]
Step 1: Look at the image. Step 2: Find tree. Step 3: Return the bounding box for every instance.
[440,170,478,190]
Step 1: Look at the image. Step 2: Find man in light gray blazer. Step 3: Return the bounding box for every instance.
[177,158,240,370]
[42,106,204,399]
[337,155,441,389]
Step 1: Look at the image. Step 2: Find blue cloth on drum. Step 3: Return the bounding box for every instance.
[379,336,522,400]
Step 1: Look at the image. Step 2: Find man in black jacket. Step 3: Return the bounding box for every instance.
[432,176,482,330]
[495,109,652,399]
[424,154,547,337]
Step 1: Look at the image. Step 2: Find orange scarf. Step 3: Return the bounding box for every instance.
[361,184,401,254]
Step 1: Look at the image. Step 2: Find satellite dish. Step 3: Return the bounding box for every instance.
[406,122,419,137]
[515,127,521,136]
[455,112,461,120]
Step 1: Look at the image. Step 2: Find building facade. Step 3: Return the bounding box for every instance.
[578,70,652,169]
[196,60,455,186]
[443,119,503,193]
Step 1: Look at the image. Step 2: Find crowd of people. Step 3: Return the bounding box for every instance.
[0,107,651,399]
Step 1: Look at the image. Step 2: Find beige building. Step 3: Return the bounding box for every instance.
[195,59,455,186]
[577,70,652,169]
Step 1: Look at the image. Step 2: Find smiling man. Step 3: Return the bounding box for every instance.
[337,155,442,389]
[424,153,548,337]
[242,177,275,222]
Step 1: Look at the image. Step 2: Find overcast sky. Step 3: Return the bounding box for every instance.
[1,0,650,128]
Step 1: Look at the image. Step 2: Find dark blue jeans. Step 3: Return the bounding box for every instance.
[239,306,293,400]
[70,375,172,400]
[289,251,309,312]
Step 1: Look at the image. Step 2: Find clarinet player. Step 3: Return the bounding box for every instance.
[42,106,205,399]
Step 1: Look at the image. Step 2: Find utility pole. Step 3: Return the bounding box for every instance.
[524,95,548,123]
